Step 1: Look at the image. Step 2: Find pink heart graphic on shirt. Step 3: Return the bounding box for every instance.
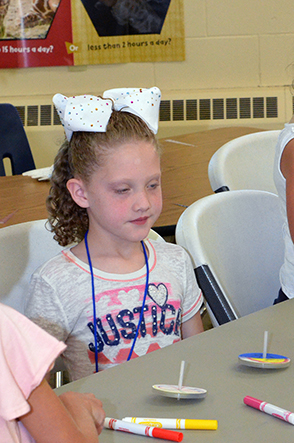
[148,283,168,308]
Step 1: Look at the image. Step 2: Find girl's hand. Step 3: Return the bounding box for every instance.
[59,391,105,435]
[21,378,105,443]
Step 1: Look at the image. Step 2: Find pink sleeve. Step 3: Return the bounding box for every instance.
[0,304,66,421]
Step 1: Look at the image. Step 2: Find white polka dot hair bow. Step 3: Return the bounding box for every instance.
[53,87,161,141]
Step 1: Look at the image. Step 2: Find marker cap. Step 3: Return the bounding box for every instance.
[152,427,183,442]
[244,396,262,409]
[185,419,218,430]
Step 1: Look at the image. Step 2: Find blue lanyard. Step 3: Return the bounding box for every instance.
[84,231,149,372]
[127,240,149,361]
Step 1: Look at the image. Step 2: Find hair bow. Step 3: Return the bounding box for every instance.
[53,87,161,141]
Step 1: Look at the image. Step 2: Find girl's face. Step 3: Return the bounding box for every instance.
[81,140,162,245]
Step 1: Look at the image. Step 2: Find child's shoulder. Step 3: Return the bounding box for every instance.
[148,238,188,257]
[147,239,193,276]
[34,248,71,276]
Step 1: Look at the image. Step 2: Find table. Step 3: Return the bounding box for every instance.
[56,298,294,442]
[0,175,50,227]
[0,127,262,230]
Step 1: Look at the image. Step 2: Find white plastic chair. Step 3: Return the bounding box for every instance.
[0,219,163,384]
[0,219,63,313]
[208,130,280,194]
[0,219,65,384]
[175,190,284,327]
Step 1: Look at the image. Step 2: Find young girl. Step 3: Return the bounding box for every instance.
[0,302,105,443]
[25,87,204,381]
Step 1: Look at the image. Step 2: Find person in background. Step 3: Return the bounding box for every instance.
[25,87,204,381]
[274,119,294,303]
[0,302,105,443]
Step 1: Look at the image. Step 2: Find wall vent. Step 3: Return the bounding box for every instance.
[27,105,38,126]
[186,99,197,120]
[172,99,184,121]
[14,94,280,128]
[160,95,279,123]
[267,97,278,118]
[40,105,52,126]
[159,100,170,122]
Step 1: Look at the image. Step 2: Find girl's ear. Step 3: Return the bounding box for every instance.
[67,178,89,208]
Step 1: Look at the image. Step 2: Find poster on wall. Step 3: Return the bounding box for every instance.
[0,0,185,69]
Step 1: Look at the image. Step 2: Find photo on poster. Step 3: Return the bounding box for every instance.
[0,0,73,68]
[0,0,60,40]
[80,0,171,37]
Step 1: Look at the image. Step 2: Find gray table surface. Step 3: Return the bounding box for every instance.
[56,298,294,442]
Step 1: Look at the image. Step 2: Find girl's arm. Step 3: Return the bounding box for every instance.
[20,378,105,443]
[280,138,294,243]
[181,310,204,339]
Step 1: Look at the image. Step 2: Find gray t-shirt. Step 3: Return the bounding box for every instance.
[25,239,203,381]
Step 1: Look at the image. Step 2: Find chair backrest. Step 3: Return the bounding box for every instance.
[0,103,36,176]
[0,220,163,314]
[0,219,63,313]
[208,130,280,194]
[175,190,285,327]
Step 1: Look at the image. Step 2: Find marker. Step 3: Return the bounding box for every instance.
[104,417,183,442]
[122,417,218,430]
[244,396,294,425]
